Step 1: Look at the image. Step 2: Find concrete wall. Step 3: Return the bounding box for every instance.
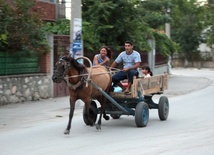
[154,64,169,75]
[0,74,51,105]
[172,59,214,68]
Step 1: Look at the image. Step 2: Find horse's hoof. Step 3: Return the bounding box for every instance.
[103,115,110,121]
[96,124,101,130]
[64,129,70,135]
[88,119,94,126]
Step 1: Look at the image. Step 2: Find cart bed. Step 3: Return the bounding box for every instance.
[110,73,168,99]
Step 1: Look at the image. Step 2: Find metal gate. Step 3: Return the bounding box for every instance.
[53,35,70,97]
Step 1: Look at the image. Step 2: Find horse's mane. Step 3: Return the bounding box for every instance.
[63,56,85,72]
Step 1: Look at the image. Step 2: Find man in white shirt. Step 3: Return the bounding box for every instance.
[111,41,141,94]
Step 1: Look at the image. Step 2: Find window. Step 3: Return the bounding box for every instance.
[39,0,57,3]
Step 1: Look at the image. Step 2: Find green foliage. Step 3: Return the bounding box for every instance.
[204,0,214,45]
[82,21,102,51]
[170,0,207,58]
[0,0,49,54]
[43,19,70,35]
[0,33,8,47]
[140,0,171,29]
[8,0,178,57]
[154,31,179,56]
[82,0,177,56]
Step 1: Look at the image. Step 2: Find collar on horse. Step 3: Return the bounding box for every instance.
[64,68,89,90]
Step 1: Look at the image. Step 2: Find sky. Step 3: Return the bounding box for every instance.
[65,0,71,19]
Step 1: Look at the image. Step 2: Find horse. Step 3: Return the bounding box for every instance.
[52,56,112,134]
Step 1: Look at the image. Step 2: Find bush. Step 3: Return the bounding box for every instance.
[0,0,49,54]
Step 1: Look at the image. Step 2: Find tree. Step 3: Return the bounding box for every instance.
[82,0,177,56]
[0,0,49,54]
[170,0,206,61]
[205,0,214,46]
[140,0,178,55]
[43,19,70,35]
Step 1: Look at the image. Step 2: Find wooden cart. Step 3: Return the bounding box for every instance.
[83,73,169,127]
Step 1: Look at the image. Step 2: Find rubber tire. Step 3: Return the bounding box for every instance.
[158,96,169,121]
[135,102,149,127]
[83,101,98,125]
[110,114,121,119]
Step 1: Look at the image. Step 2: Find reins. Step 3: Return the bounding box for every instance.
[64,63,121,79]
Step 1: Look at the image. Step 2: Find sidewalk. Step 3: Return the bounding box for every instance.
[165,74,212,97]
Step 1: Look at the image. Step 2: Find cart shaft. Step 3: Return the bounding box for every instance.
[90,81,130,114]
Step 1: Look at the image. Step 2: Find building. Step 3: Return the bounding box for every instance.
[0,0,67,105]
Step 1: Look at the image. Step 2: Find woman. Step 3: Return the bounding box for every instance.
[142,66,153,78]
[93,46,112,67]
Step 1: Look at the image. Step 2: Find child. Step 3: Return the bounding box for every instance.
[142,66,153,78]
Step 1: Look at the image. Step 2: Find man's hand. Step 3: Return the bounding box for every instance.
[110,61,117,69]
[122,68,129,72]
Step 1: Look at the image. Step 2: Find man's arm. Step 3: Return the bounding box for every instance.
[130,62,140,70]
[111,61,118,68]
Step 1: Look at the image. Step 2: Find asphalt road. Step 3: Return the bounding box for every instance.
[0,68,214,155]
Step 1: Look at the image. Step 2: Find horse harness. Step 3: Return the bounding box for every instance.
[61,58,89,90]
[64,69,89,90]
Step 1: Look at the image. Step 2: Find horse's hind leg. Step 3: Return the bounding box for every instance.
[84,99,95,126]
[103,85,112,121]
[96,104,103,130]
[96,97,109,130]
[103,110,109,120]
[103,100,109,121]
[64,97,75,135]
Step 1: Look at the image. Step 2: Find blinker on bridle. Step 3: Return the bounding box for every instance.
[56,57,70,79]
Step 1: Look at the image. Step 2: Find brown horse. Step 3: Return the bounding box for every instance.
[52,56,112,134]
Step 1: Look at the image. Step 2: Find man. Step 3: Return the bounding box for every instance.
[111,41,141,94]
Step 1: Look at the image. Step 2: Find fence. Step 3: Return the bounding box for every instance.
[0,52,39,75]
[172,52,214,68]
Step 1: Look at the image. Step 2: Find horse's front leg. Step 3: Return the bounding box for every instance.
[64,97,75,135]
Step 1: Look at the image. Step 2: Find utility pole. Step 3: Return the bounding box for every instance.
[165,9,171,39]
[165,4,172,74]
[70,0,83,62]
[148,39,155,74]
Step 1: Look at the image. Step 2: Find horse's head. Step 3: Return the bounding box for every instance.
[52,56,70,83]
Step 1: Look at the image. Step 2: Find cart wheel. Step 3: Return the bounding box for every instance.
[110,114,121,119]
[158,96,169,121]
[83,101,98,125]
[135,102,149,127]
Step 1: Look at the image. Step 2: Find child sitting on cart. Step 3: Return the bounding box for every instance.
[142,66,153,78]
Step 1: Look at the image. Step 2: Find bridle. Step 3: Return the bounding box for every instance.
[58,56,89,90]
[55,57,70,82]
[55,56,105,90]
